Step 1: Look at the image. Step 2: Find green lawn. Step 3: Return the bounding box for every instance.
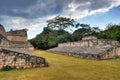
[0,50,120,80]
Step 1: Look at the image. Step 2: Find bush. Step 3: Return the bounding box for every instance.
[1,65,15,71]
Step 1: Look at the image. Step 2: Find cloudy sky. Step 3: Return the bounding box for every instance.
[0,0,120,39]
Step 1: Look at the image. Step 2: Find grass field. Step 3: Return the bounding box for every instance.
[0,50,120,80]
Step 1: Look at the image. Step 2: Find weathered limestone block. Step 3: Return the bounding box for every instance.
[0,48,47,69]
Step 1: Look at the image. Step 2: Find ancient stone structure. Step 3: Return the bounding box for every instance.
[7,29,27,42]
[0,48,47,69]
[47,36,120,60]
[0,24,47,69]
[0,25,6,37]
[82,36,97,40]
[0,24,34,50]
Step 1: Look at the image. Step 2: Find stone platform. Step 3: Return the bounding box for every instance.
[47,45,120,59]
[47,36,120,60]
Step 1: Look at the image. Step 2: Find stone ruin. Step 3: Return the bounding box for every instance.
[0,24,33,50]
[0,48,47,69]
[0,24,47,69]
[47,36,120,60]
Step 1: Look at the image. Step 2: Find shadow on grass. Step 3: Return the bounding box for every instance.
[0,65,16,71]
[0,64,50,72]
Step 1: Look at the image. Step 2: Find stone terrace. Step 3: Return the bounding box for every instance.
[47,36,120,60]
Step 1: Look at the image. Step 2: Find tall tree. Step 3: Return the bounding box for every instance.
[97,24,120,41]
[47,16,75,30]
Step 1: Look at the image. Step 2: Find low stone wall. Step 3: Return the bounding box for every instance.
[0,48,47,69]
[48,37,120,59]
[58,39,119,47]
[101,47,120,59]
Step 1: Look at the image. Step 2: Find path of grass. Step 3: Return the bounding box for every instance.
[0,50,120,80]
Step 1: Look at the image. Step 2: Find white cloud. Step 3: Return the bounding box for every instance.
[23,0,120,19]
[0,0,120,39]
[0,15,60,39]
[60,0,120,19]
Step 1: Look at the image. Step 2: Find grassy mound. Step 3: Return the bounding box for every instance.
[0,50,120,80]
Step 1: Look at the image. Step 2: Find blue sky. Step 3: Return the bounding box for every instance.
[0,0,120,39]
[77,6,120,29]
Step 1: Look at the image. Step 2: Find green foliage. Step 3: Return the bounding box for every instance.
[30,16,120,50]
[97,24,120,41]
[47,16,75,30]
[1,66,15,71]
[73,25,100,41]
[30,27,72,49]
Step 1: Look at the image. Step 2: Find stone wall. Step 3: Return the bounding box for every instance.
[58,39,119,47]
[0,34,34,50]
[6,29,27,42]
[0,34,10,47]
[47,37,120,60]
[0,48,47,69]
[0,24,34,50]
[82,36,97,40]
[0,24,44,69]
[9,41,34,50]
[0,24,6,37]
[101,47,120,59]
[7,36,27,42]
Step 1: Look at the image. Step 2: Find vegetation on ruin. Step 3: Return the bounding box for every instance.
[30,16,120,49]
[0,50,120,80]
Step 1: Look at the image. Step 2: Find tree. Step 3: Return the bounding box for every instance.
[74,24,91,38]
[106,24,120,41]
[47,16,75,30]
[30,27,72,49]
[97,24,120,41]
[30,15,120,50]
[73,27,91,41]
